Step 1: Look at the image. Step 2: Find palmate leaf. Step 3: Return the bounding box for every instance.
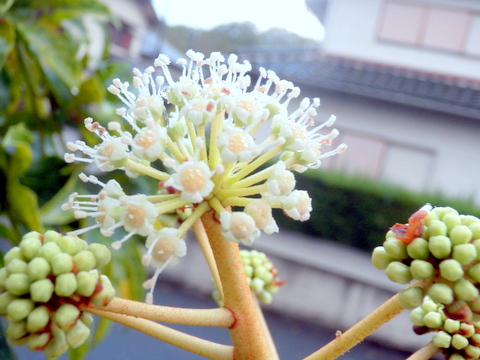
[0,18,15,68]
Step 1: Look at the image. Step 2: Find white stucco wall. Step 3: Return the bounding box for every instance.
[322,0,480,80]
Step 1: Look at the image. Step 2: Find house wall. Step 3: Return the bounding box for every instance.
[322,0,480,80]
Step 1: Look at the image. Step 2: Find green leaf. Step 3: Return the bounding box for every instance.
[0,19,15,68]
[7,181,43,233]
[0,0,14,16]
[16,21,82,90]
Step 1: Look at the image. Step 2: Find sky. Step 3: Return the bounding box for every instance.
[152,0,325,41]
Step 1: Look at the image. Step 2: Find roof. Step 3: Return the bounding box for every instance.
[248,54,480,120]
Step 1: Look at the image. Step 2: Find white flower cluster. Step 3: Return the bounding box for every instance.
[63,50,346,303]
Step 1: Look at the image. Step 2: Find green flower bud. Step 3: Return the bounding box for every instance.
[461,215,480,226]
[73,250,96,272]
[28,332,51,351]
[452,243,477,266]
[43,229,62,243]
[6,320,27,340]
[451,333,469,350]
[80,313,93,326]
[6,298,34,321]
[264,284,280,294]
[44,328,69,359]
[30,278,54,303]
[450,225,473,246]
[0,268,8,289]
[440,259,464,282]
[76,270,99,297]
[250,277,265,293]
[54,304,80,330]
[6,273,30,296]
[51,252,74,275]
[429,283,454,304]
[26,305,50,333]
[444,318,461,333]
[433,331,452,348]
[383,238,408,259]
[410,307,426,326]
[465,345,480,359]
[27,257,51,282]
[470,222,480,240]
[424,211,439,226]
[467,298,480,313]
[37,242,61,262]
[473,239,480,261]
[90,275,115,307]
[421,298,440,313]
[423,311,443,328]
[87,243,112,268]
[66,319,90,348]
[460,322,475,337]
[4,247,23,264]
[443,212,462,232]
[468,263,480,283]
[57,235,83,256]
[385,261,412,284]
[19,236,42,261]
[0,291,16,315]
[410,260,434,280]
[371,247,396,270]
[254,266,274,284]
[55,273,77,297]
[453,278,479,301]
[407,238,430,260]
[398,287,424,309]
[244,265,254,278]
[6,258,28,274]
[258,290,273,304]
[471,333,480,346]
[428,235,452,259]
[428,220,448,237]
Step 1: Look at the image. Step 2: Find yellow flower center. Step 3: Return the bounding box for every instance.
[228,132,250,154]
[137,131,155,148]
[180,166,207,193]
[125,204,147,229]
[152,238,176,263]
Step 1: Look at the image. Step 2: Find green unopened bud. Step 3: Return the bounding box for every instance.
[20,236,42,261]
[443,213,462,233]
[7,259,28,277]
[244,265,254,278]
[43,229,62,243]
[424,211,439,226]
[44,328,69,359]
[6,320,27,340]
[407,238,430,260]
[6,298,34,321]
[30,278,54,303]
[423,311,443,328]
[410,260,434,280]
[385,261,412,284]
[450,225,473,246]
[73,250,96,272]
[371,247,396,270]
[468,263,480,283]
[444,318,461,333]
[398,287,424,309]
[433,331,452,348]
[258,290,273,304]
[250,277,265,293]
[453,278,479,301]
[26,305,50,333]
[37,242,61,262]
[428,235,452,259]
[54,304,80,330]
[0,268,8,289]
[6,273,30,296]
[76,270,99,297]
[451,333,469,350]
[473,239,480,261]
[28,332,51,351]
[460,322,475,337]
[465,345,480,359]
[254,266,274,284]
[90,275,115,307]
[453,243,477,265]
[422,298,440,313]
[461,215,480,226]
[51,253,74,275]
[57,235,83,256]
[80,313,93,326]
[383,238,408,259]
[428,220,448,237]
[429,283,454,304]
[55,273,77,297]
[87,243,112,268]
[66,319,90,348]
[470,222,480,240]
[471,333,480,346]
[264,283,280,294]
[410,307,426,326]
[0,291,16,315]
[27,257,51,281]
[439,259,464,282]
[4,247,23,264]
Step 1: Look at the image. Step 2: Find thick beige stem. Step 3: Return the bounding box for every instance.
[201,209,275,360]
[406,342,440,360]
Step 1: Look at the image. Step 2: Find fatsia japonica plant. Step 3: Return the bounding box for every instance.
[3,48,480,360]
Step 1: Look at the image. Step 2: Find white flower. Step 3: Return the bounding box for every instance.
[282,190,312,222]
[180,98,217,126]
[220,211,261,246]
[164,160,214,204]
[131,120,167,162]
[244,200,279,235]
[217,124,260,163]
[265,162,296,196]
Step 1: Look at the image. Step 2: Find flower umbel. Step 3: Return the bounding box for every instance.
[63,50,346,303]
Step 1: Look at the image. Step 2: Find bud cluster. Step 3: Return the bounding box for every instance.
[212,250,284,305]
[410,296,480,360]
[0,230,115,358]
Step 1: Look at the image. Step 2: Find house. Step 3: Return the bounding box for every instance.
[242,0,480,204]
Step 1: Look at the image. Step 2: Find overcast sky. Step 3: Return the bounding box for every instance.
[152,0,325,41]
